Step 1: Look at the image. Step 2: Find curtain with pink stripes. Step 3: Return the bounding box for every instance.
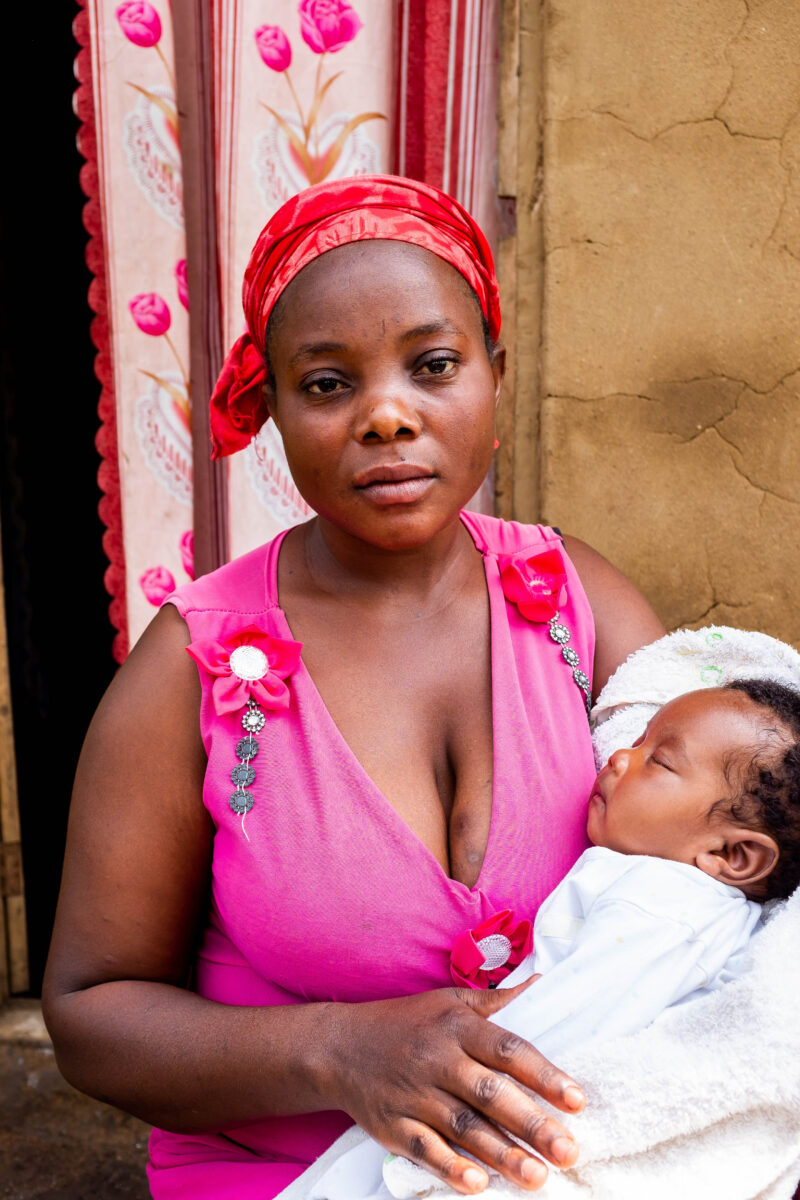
[74,0,498,658]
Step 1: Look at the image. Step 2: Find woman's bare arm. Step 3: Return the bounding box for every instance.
[42,604,584,1194]
[563,535,666,699]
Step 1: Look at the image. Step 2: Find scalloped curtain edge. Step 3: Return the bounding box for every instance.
[73,1,129,664]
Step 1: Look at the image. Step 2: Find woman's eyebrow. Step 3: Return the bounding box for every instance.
[399,319,466,343]
[288,341,349,367]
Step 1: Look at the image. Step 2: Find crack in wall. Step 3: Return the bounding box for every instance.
[765,121,800,251]
[547,111,784,145]
[681,596,755,627]
[712,0,751,125]
[547,368,800,405]
[546,237,611,255]
[709,425,800,507]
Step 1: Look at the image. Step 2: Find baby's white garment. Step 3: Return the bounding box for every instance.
[492,846,761,1060]
[290,849,762,1200]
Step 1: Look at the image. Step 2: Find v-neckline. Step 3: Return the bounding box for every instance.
[267,515,501,895]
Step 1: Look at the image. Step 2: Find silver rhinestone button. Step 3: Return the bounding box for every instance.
[242,706,266,733]
[229,790,254,815]
[236,736,259,760]
[230,644,269,681]
[476,933,513,971]
[231,763,256,787]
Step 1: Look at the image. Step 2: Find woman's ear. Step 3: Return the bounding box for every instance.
[263,379,279,430]
[696,829,779,893]
[491,344,506,404]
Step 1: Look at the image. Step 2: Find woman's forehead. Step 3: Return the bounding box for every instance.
[270,240,484,337]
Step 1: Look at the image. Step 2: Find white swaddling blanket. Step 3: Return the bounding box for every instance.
[278,626,800,1200]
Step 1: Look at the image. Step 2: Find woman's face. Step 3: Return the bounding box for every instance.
[265,240,504,550]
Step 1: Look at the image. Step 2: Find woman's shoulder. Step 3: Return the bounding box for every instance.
[167,535,283,619]
[460,511,562,557]
[464,513,666,695]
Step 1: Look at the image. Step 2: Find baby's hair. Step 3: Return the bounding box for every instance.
[721,678,800,900]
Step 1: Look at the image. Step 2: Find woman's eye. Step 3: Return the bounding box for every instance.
[305,376,346,396]
[418,357,458,377]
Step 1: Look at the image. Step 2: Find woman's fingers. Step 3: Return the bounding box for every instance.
[395,1106,548,1196]
[443,988,582,1168]
[324,987,583,1187]
[393,1118,490,1196]
[449,1054,579,1171]
[458,984,586,1114]
[435,1090,551,1191]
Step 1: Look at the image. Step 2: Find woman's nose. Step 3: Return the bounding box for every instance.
[355,391,421,443]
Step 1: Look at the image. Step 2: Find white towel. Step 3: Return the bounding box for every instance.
[591,624,800,769]
[278,627,800,1200]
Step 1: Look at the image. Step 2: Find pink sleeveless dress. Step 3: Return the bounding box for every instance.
[148,513,596,1199]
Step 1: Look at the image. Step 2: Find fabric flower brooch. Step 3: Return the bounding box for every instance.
[451,910,533,989]
[186,625,302,837]
[498,545,592,716]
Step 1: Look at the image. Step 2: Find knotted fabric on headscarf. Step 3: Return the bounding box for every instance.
[209,174,501,457]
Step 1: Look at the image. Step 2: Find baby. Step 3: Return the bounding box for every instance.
[302,677,800,1200]
[484,677,800,1057]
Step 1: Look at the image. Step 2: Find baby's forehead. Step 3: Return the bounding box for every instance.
[654,687,782,754]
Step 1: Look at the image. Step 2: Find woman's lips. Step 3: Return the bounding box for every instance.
[352,464,435,505]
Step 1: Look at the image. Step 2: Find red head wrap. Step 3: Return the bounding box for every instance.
[209,174,501,458]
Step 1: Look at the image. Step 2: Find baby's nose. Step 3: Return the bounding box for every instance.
[608,747,630,773]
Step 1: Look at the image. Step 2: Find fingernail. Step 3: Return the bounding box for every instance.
[463,1166,486,1191]
[564,1085,585,1111]
[552,1136,578,1166]
[520,1158,547,1183]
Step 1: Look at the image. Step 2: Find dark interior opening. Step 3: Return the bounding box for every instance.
[0,8,117,994]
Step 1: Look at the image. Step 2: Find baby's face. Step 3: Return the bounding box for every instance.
[587,689,763,863]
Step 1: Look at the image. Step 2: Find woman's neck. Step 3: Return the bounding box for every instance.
[293,515,481,609]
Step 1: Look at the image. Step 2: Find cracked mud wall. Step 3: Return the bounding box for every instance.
[528,0,800,641]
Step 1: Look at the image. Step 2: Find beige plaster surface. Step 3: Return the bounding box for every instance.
[534,0,800,644]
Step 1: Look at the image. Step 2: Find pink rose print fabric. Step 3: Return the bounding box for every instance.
[139,565,176,605]
[116,0,162,47]
[299,0,363,53]
[255,25,293,71]
[129,292,171,336]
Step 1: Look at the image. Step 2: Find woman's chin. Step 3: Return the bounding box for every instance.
[316,498,469,552]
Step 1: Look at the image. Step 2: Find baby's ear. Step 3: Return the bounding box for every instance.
[696,830,778,893]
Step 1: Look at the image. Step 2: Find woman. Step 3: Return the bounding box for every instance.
[43,176,664,1199]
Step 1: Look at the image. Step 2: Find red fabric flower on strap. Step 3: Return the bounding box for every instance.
[450,910,533,989]
[498,547,568,623]
[186,624,302,716]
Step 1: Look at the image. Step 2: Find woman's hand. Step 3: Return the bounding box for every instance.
[319,980,584,1195]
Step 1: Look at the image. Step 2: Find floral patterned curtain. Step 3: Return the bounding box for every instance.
[74,0,497,659]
